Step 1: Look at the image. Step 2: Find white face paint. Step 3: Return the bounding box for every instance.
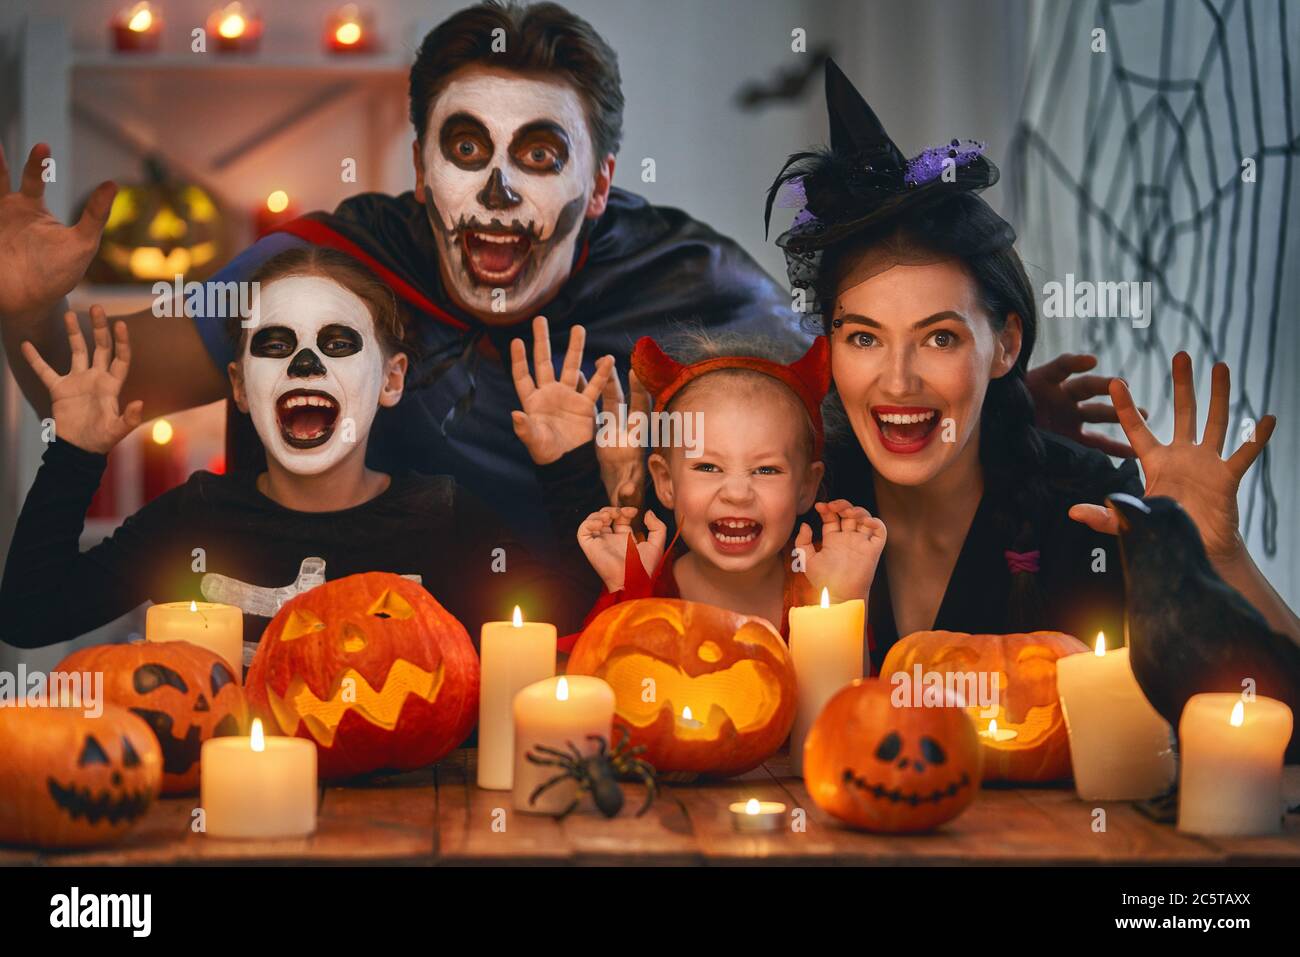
[239,275,385,476]
[421,71,596,317]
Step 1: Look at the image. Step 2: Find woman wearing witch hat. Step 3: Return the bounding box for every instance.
[767,60,1298,674]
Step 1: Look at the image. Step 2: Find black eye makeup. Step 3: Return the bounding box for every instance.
[250,326,297,358]
[439,113,493,171]
[317,324,364,358]
[509,121,571,174]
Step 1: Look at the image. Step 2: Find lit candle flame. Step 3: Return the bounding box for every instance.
[745,798,760,816]
[987,719,998,736]
[820,587,830,609]
[1094,632,1106,656]
[250,718,265,752]
[265,190,289,213]
[127,5,154,32]
[190,600,197,612]
[1230,700,1245,727]
[152,418,173,445]
[512,606,523,628]
[218,13,246,38]
[682,706,693,722]
[334,21,362,46]
[555,676,569,702]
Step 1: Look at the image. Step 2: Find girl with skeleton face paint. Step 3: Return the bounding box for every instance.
[418,68,601,321]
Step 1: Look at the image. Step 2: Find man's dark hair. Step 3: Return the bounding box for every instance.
[409,1,624,165]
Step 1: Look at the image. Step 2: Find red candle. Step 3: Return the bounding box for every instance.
[325,5,374,54]
[142,418,186,503]
[254,190,298,238]
[207,3,262,53]
[112,2,162,53]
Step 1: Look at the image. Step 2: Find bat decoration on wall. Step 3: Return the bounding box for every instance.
[734,45,832,110]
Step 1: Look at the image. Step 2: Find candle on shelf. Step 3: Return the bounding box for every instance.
[1178,694,1292,836]
[326,4,374,53]
[200,719,317,839]
[512,676,614,815]
[1056,632,1175,800]
[979,718,1018,743]
[146,600,244,679]
[788,588,864,775]
[255,190,298,238]
[112,2,162,53]
[477,606,557,790]
[729,798,786,832]
[207,2,262,52]
[142,417,185,503]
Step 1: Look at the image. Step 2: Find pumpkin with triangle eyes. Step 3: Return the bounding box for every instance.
[804,678,981,833]
[245,572,480,780]
[0,703,162,848]
[57,641,248,795]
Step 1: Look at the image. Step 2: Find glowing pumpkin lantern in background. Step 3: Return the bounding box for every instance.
[881,630,1089,783]
[0,704,162,848]
[803,678,981,833]
[245,572,480,780]
[56,641,248,795]
[85,156,228,284]
[566,598,796,777]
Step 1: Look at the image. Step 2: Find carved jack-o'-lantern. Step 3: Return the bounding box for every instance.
[57,641,248,795]
[0,704,163,848]
[245,572,480,780]
[804,678,981,833]
[882,630,1089,782]
[86,157,228,284]
[566,598,797,777]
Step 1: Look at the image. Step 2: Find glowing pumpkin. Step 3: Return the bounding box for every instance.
[245,572,479,780]
[0,704,162,847]
[57,641,248,795]
[85,157,227,284]
[566,598,796,777]
[881,630,1089,782]
[804,678,981,833]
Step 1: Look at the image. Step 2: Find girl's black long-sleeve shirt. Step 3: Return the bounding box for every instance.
[0,439,606,649]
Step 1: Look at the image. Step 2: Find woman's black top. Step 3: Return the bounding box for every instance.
[822,429,1143,673]
[0,439,606,649]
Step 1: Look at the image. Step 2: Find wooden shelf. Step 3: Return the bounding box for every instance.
[71,51,410,77]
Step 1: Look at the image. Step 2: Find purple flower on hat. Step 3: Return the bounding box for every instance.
[904,138,986,187]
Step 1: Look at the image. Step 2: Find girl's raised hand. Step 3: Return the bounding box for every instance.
[577,506,667,593]
[795,499,887,602]
[1068,352,1275,563]
[21,306,143,454]
[510,315,614,465]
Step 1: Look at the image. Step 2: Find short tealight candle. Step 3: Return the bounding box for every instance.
[729,798,785,832]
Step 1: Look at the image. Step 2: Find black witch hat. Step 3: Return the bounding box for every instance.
[765,59,1002,259]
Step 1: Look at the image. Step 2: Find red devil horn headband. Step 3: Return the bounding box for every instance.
[630,336,831,457]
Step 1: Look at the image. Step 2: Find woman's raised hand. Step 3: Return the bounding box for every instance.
[21,306,143,454]
[594,366,652,507]
[510,315,614,465]
[795,499,888,602]
[577,506,667,593]
[1068,352,1275,563]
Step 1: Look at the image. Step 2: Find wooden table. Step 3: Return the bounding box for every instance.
[5,753,1298,866]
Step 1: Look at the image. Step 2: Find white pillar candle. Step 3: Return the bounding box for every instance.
[1178,693,1292,836]
[788,588,864,776]
[477,606,557,790]
[1056,633,1176,800]
[200,719,317,839]
[512,676,614,815]
[147,601,244,680]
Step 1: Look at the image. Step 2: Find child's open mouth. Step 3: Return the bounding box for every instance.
[872,406,941,454]
[462,228,532,286]
[708,518,763,555]
[276,389,340,449]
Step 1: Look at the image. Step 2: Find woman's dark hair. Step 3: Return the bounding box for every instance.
[820,193,1047,629]
[408,1,624,166]
[227,246,412,360]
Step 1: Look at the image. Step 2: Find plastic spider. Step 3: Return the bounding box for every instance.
[525,729,659,819]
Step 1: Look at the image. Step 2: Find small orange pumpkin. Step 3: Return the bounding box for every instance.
[0,704,163,847]
[804,678,981,833]
[57,641,248,795]
[566,598,796,777]
[881,630,1088,782]
[245,572,480,780]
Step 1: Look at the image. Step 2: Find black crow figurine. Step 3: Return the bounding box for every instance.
[1110,492,1300,818]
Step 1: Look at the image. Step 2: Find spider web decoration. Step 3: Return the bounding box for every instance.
[1008,0,1298,557]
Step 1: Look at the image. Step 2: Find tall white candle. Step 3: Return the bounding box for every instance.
[1056,633,1176,800]
[477,606,557,790]
[147,600,244,680]
[1178,693,1292,836]
[788,588,864,776]
[512,676,614,815]
[200,718,317,839]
